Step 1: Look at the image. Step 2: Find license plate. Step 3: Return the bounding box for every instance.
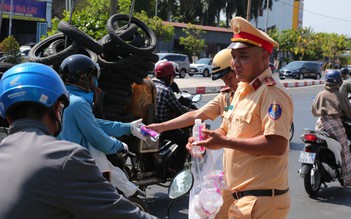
[190,69,195,72]
[298,151,316,164]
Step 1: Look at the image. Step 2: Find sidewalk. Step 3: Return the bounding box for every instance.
[175,75,325,94]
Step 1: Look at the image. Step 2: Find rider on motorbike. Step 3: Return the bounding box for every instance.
[312,69,351,187]
[146,48,238,133]
[340,67,351,98]
[153,61,190,174]
[58,54,145,197]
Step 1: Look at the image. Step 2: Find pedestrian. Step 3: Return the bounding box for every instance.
[57,54,145,197]
[339,67,351,98]
[187,17,293,219]
[153,61,190,174]
[0,62,157,218]
[312,70,351,187]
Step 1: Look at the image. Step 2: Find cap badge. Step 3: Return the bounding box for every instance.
[233,23,241,34]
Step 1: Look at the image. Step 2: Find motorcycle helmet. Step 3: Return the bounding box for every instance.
[59,54,100,91]
[340,67,350,79]
[325,70,342,83]
[0,63,69,118]
[155,61,176,78]
[212,49,233,81]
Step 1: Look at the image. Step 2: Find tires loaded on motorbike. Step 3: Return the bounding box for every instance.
[23,10,192,212]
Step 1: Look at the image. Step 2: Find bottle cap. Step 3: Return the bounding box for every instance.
[195,119,202,125]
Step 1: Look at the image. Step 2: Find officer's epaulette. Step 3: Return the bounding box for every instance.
[220,86,231,92]
[264,77,276,86]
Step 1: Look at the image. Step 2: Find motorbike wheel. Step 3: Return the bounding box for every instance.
[304,162,321,196]
[289,122,294,141]
[128,196,149,213]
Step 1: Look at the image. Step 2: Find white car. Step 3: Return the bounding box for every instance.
[189,58,213,77]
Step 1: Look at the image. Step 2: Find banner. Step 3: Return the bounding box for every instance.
[1,0,46,22]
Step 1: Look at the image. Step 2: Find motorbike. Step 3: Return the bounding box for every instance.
[298,118,351,196]
[110,92,202,190]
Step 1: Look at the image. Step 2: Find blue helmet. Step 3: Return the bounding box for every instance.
[0,63,69,118]
[325,70,342,83]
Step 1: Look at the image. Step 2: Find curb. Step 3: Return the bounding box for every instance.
[181,80,325,94]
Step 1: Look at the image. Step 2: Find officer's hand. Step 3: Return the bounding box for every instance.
[186,136,196,151]
[145,123,164,133]
[192,129,226,150]
[130,119,146,141]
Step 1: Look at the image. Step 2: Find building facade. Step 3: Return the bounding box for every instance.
[0,0,52,45]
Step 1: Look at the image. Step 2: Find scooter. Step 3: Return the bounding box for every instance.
[298,119,351,196]
[109,93,202,189]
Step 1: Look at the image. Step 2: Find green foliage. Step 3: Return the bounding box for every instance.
[48,0,110,39]
[0,36,22,64]
[270,27,351,66]
[134,11,174,41]
[179,24,206,56]
[48,0,174,42]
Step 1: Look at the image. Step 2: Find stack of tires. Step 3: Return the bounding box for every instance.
[27,14,158,122]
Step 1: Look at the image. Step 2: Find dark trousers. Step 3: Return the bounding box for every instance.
[160,129,189,172]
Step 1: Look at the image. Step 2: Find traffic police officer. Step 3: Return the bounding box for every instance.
[189,17,293,219]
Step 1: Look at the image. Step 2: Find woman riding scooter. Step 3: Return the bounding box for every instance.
[312,69,351,187]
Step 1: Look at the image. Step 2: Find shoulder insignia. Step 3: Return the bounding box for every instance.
[220,86,231,92]
[264,77,276,86]
[268,103,282,120]
[251,78,262,91]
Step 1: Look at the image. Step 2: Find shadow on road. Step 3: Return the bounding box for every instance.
[309,186,351,207]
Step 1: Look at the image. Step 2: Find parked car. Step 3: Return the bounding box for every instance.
[279,61,321,80]
[189,58,213,77]
[156,53,191,78]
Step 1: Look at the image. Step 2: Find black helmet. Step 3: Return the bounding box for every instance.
[59,54,100,91]
[340,67,349,75]
[325,70,342,83]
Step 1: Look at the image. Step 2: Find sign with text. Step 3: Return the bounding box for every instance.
[1,0,46,22]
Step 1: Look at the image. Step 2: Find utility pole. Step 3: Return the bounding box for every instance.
[265,0,270,32]
[155,0,158,17]
[8,0,13,36]
[246,0,252,21]
[0,0,5,35]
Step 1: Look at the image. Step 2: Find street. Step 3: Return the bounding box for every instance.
[144,82,351,219]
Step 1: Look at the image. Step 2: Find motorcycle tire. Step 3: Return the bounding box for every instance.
[289,122,294,141]
[58,21,104,55]
[303,161,322,197]
[107,14,156,55]
[127,196,149,213]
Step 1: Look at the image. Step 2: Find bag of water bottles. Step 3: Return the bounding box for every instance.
[188,149,225,219]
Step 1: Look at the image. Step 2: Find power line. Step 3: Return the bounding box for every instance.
[277,0,351,22]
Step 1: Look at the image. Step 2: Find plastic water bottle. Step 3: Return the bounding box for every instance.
[192,119,205,155]
[139,124,160,142]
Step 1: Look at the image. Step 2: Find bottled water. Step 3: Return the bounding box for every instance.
[192,119,205,154]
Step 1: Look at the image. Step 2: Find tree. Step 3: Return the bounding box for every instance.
[0,36,22,64]
[179,24,206,57]
[48,0,174,42]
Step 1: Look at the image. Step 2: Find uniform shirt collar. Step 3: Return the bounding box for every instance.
[237,67,272,93]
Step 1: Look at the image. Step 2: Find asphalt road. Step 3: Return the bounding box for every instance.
[145,83,351,219]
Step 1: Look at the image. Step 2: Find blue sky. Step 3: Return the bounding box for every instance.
[303,0,351,36]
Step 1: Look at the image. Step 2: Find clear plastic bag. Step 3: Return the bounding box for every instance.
[189,149,226,219]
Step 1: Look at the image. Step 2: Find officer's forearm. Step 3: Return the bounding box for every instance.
[224,135,288,156]
[161,110,207,131]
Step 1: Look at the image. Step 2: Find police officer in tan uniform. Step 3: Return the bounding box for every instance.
[188,17,293,219]
[146,48,239,133]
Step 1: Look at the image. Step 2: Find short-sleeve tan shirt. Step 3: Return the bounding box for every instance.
[199,90,234,121]
[222,69,294,192]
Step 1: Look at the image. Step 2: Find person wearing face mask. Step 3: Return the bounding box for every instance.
[0,63,157,219]
[339,67,351,98]
[58,54,145,197]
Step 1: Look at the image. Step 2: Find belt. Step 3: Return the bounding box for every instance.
[232,188,289,199]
